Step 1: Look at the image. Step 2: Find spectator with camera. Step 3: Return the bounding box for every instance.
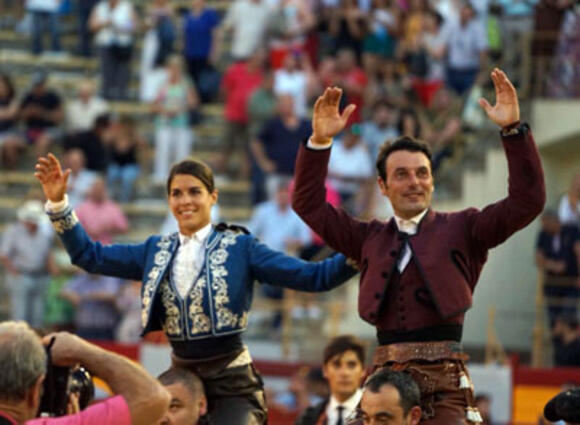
[0,321,169,425]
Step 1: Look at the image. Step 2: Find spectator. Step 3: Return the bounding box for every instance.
[548,7,580,98]
[421,87,464,172]
[350,368,422,425]
[0,322,170,425]
[326,0,366,58]
[536,210,580,327]
[396,107,424,139]
[77,0,100,57]
[140,0,176,102]
[268,0,315,69]
[443,1,489,95]
[217,0,272,61]
[362,0,400,76]
[274,52,319,118]
[19,71,64,157]
[115,280,142,343]
[552,314,580,367]
[335,48,368,125]
[183,0,221,103]
[76,177,129,244]
[157,368,207,425]
[0,73,25,169]
[248,69,278,204]
[219,49,265,178]
[65,79,109,133]
[361,100,399,160]
[327,123,374,213]
[152,55,199,184]
[295,335,366,425]
[62,149,97,208]
[63,113,112,173]
[250,94,312,198]
[27,0,61,55]
[558,172,580,227]
[107,115,143,202]
[89,0,138,100]
[0,201,54,328]
[61,272,122,340]
[248,179,312,327]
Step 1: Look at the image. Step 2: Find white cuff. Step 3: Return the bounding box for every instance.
[306,137,332,150]
[45,195,69,213]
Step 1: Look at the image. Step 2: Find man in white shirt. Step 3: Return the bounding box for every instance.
[295,335,366,425]
[66,79,109,132]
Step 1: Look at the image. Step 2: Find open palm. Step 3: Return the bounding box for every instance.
[34,153,70,203]
[311,87,356,145]
[478,68,520,128]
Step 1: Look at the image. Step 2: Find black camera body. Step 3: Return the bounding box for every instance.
[38,338,95,417]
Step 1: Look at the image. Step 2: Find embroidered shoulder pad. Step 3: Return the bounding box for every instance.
[215,222,250,235]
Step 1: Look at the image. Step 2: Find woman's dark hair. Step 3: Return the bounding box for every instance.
[396,108,421,138]
[323,335,365,366]
[375,136,432,181]
[0,73,15,101]
[167,159,215,194]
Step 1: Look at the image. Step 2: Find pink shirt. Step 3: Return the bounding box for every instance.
[76,200,129,244]
[222,62,263,124]
[27,396,131,425]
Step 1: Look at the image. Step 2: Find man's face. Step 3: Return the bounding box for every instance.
[378,150,434,219]
[323,350,365,401]
[159,383,206,425]
[359,385,421,425]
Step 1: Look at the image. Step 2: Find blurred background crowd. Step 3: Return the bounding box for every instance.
[0,0,579,423]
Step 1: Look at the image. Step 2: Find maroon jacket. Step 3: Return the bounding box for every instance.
[292,125,545,330]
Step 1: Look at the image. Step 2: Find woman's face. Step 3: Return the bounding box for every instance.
[168,174,217,236]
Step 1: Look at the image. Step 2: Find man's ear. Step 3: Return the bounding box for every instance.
[407,406,422,425]
[199,395,208,417]
[377,177,388,197]
[28,374,45,415]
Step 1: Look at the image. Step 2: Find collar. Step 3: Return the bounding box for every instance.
[328,388,363,414]
[394,209,428,232]
[0,411,17,425]
[178,222,212,245]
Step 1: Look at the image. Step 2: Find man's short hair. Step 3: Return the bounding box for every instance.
[323,335,365,366]
[0,321,47,401]
[363,369,420,415]
[157,367,205,398]
[375,136,433,181]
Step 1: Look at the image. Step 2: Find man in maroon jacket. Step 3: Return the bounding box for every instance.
[292,69,545,424]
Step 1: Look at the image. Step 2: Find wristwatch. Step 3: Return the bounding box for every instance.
[500,121,527,137]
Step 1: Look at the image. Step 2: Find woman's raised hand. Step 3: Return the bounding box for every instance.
[34,153,70,203]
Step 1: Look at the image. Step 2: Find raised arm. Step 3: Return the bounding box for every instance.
[292,87,369,262]
[34,154,146,280]
[470,69,545,249]
[249,237,358,292]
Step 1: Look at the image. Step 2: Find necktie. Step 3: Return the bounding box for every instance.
[336,405,344,425]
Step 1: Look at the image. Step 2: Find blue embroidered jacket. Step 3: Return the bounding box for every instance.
[48,205,357,340]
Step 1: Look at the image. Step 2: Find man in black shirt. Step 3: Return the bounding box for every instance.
[63,113,113,173]
[552,314,580,367]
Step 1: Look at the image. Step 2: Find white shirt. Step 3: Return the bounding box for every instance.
[93,0,136,47]
[325,389,362,425]
[222,0,272,58]
[66,97,109,131]
[443,18,488,69]
[172,223,212,298]
[274,70,308,118]
[394,209,428,272]
[27,0,61,12]
[328,140,373,196]
[558,194,580,226]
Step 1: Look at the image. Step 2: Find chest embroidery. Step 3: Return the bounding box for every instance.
[142,235,174,327]
[188,275,211,335]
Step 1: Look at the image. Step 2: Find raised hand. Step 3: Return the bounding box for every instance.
[478,68,520,129]
[34,153,70,203]
[311,87,356,146]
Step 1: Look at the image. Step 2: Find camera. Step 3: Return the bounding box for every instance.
[38,337,95,417]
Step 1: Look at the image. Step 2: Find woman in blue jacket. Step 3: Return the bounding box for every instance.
[35,153,357,425]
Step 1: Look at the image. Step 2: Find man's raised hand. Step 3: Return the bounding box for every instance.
[311,87,356,146]
[478,68,520,129]
[34,153,70,203]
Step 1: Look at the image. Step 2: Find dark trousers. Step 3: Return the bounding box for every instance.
[99,46,132,100]
[77,0,100,56]
[446,67,478,96]
[172,355,268,425]
[31,11,60,54]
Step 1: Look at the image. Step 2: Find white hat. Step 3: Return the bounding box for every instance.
[16,200,46,225]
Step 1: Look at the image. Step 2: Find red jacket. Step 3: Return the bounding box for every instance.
[292,125,545,328]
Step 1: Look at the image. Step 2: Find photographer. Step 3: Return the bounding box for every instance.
[0,321,170,425]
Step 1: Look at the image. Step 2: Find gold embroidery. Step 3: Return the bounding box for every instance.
[50,210,79,234]
[161,280,181,336]
[188,275,211,335]
[141,235,173,328]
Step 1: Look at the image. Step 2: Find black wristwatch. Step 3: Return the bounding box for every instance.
[500,121,528,137]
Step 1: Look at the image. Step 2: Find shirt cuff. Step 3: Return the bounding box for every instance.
[45,195,69,213]
[306,137,333,150]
